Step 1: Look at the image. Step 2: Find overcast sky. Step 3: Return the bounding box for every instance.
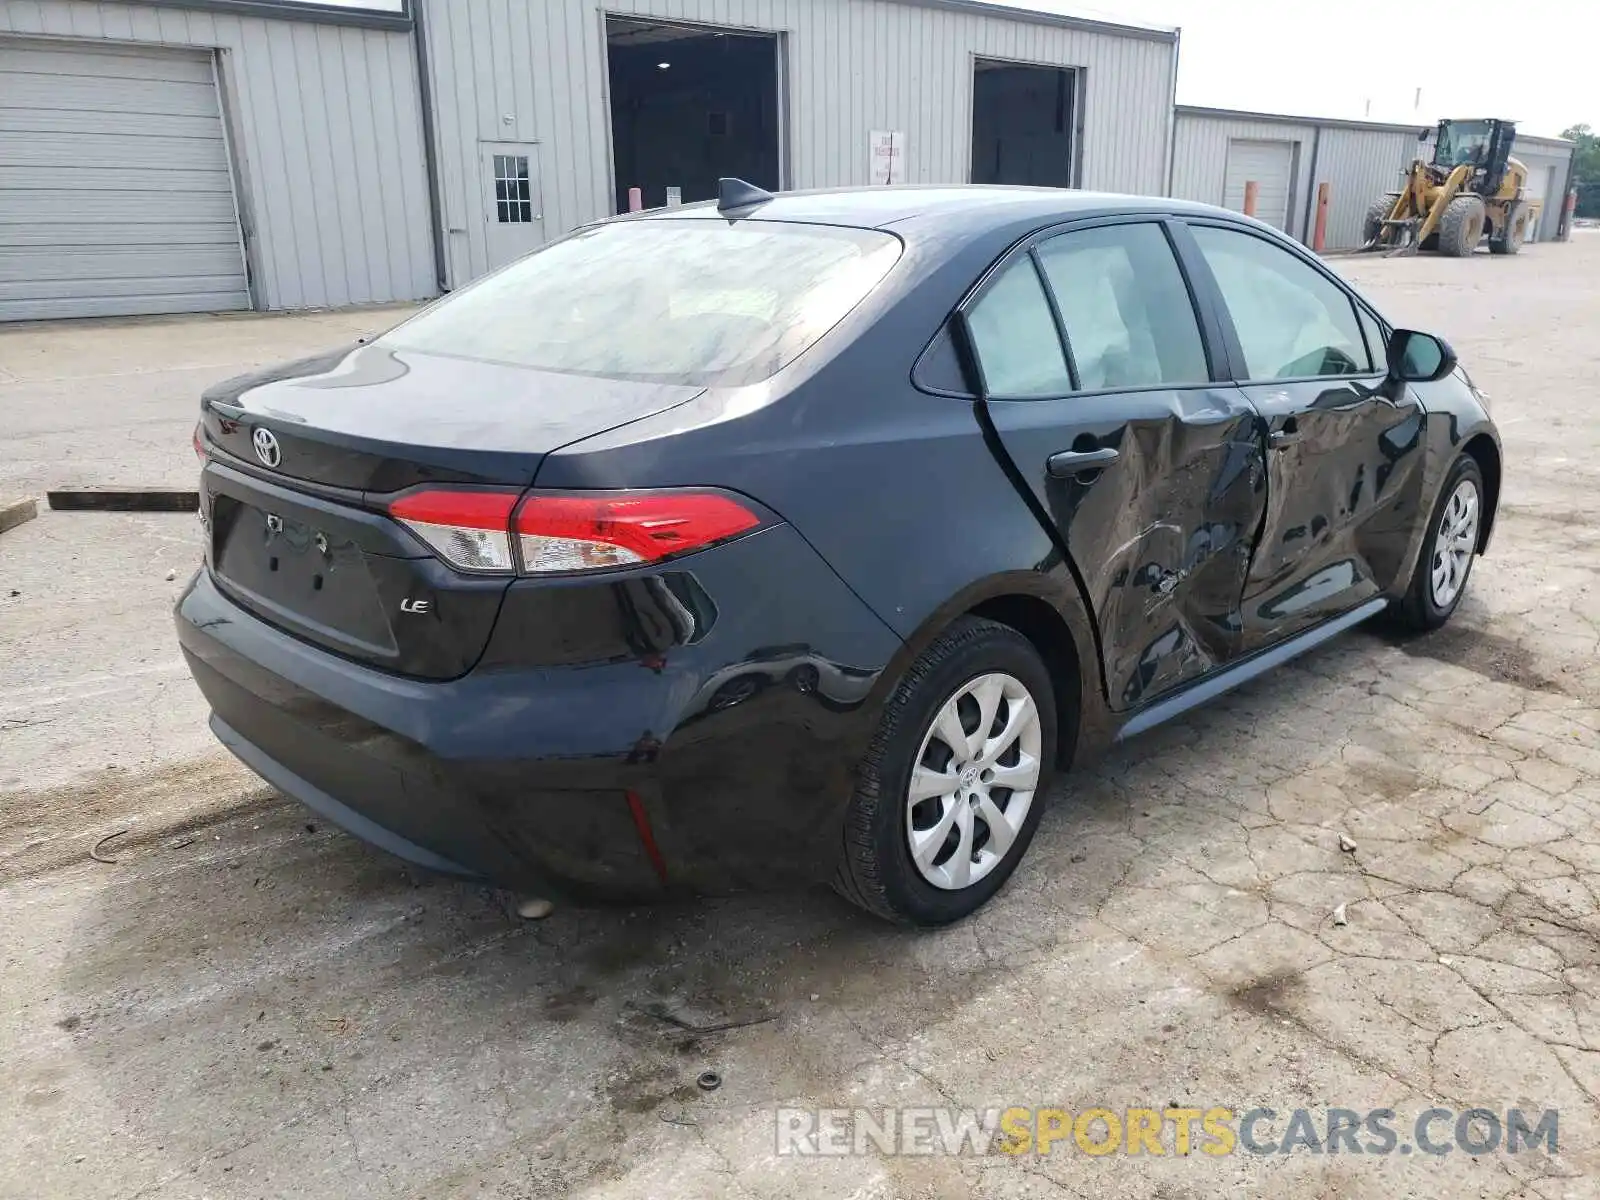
[988,0,1593,138]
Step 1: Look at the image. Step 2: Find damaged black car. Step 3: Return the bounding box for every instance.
[178,182,1501,925]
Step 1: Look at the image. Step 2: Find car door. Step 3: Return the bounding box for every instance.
[1180,221,1427,646]
[964,218,1268,712]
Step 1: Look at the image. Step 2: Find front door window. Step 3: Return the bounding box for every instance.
[1189,224,1371,380]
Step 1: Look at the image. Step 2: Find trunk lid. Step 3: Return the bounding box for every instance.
[199,343,703,678]
[201,343,705,492]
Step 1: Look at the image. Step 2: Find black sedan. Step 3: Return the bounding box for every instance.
[178,181,1501,925]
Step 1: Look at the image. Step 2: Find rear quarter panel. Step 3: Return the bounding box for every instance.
[535,219,1115,758]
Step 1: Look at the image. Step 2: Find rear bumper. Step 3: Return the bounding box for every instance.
[210,714,479,877]
[176,523,902,898]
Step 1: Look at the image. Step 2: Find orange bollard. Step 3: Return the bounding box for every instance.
[1243,181,1259,217]
[628,187,643,213]
[1313,182,1331,252]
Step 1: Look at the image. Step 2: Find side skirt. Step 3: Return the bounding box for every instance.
[1114,598,1389,742]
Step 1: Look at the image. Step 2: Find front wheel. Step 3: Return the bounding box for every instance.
[1437,195,1487,257]
[1363,193,1399,244]
[834,617,1058,925]
[1392,454,1485,632]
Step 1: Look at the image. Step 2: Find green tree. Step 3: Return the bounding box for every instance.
[1560,124,1600,219]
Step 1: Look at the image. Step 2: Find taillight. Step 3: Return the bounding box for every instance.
[514,492,760,573]
[388,489,520,573]
[387,488,762,575]
[193,422,206,460]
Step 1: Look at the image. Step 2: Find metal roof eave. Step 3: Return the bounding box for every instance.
[891,0,1178,44]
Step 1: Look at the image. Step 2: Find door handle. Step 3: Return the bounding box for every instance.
[1046,447,1119,478]
[1269,418,1302,449]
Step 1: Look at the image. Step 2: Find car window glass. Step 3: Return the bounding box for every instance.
[966,259,1072,397]
[912,324,972,395]
[380,220,902,387]
[1191,225,1372,380]
[1035,223,1208,390]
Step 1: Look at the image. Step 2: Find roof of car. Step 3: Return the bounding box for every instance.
[636,186,1242,235]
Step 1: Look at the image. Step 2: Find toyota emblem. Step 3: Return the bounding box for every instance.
[252,426,281,468]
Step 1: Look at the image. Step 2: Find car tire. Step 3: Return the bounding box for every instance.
[1490,204,1525,255]
[1437,194,1486,257]
[1363,193,1399,244]
[1391,453,1486,632]
[834,616,1058,926]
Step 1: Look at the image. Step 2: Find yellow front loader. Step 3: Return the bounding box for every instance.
[1363,118,1540,256]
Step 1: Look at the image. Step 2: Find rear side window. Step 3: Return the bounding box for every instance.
[1035,223,1209,390]
[1190,225,1372,380]
[966,259,1072,397]
[380,220,902,387]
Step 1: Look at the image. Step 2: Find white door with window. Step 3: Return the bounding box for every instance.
[481,143,544,271]
[1525,164,1560,242]
[1223,139,1296,233]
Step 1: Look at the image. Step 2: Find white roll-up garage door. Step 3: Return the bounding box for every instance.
[0,38,249,322]
[1521,163,1559,243]
[1223,139,1295,232]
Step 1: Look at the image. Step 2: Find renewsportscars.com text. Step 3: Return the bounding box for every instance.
[775,1106,1559,1158]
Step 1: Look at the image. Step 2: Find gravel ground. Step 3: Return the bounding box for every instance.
[1,237,1598,1199]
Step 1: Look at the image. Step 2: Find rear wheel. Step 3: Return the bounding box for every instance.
[1391,454,1485,632]
[1437,194,1487,257]
[834,617,1058,925]
[1490,204,1525,255]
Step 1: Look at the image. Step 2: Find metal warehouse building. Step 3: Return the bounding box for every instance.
[0,0,1179,321]
[1171,105,1576,251]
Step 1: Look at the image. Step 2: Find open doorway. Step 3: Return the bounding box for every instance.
[970,59,1076,188]
[606,17,781,213]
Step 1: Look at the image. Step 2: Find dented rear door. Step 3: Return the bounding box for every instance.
[967,218,1267,712]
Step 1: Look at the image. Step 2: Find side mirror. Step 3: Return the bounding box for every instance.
[1386,328,1458,384]
[1418,128,1431,142]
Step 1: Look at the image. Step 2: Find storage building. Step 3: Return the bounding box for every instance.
[0,0,1180,320]
[1171,105,1574,251]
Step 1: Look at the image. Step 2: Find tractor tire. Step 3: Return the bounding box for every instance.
[1437,194,1487,257]
[1490,204,1525,255]
[1363,194,1400,244]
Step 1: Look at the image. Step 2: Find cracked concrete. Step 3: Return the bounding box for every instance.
[2,235,1599,1198]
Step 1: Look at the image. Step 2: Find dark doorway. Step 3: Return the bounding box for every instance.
[970,59,1076,188]
[606,17,781,213]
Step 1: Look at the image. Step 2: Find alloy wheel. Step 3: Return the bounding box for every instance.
[1430,478,1480,608]
[905,672,1043,890]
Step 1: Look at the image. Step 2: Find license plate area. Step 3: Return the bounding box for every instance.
[213,496,397,656]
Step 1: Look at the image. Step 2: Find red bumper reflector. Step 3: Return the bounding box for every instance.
[626,790,670,885]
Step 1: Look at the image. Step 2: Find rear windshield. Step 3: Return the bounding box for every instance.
[381,219,903,387]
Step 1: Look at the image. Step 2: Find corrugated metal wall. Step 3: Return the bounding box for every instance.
[1311,126,1417,250]
[423,0,1177,288]
[0,0,436,310]
[1170,112,1315,240]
